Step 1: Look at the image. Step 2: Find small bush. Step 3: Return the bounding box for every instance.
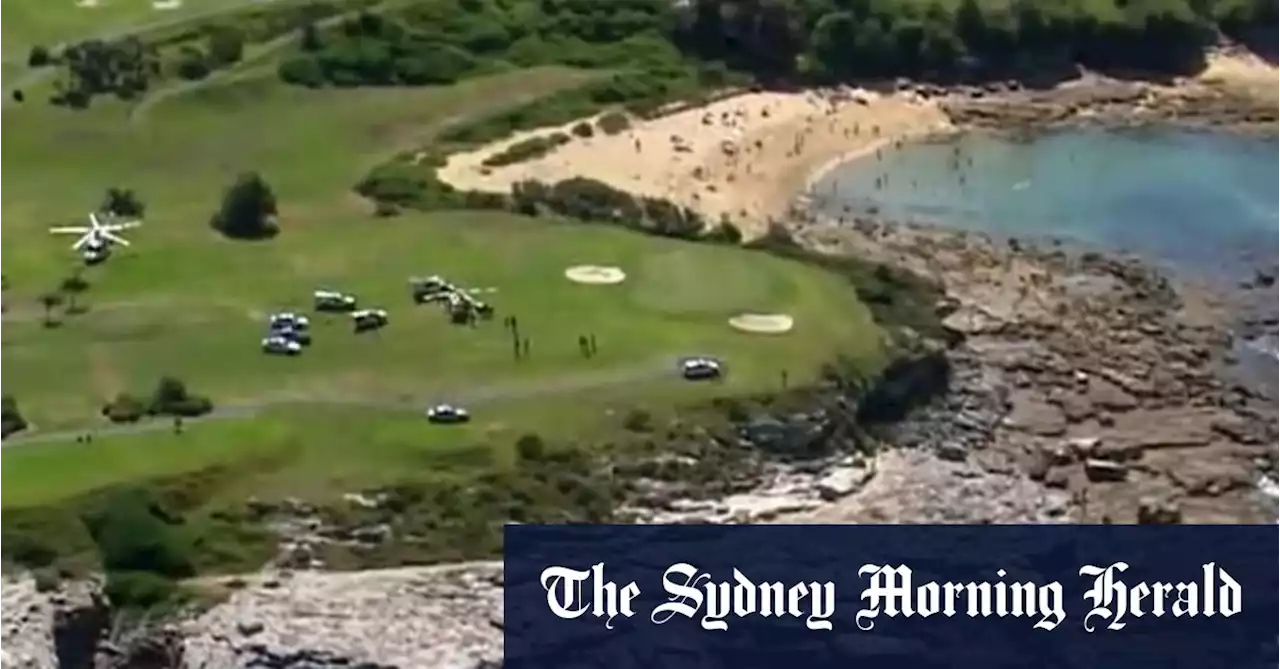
[104,571,181,610]
[278,56,324,88]
[102,393,145,423]
[570,121,594,138]
[482,133,571,168]
[623,408,652,432]
[2,395,28,438]
[147,376,214,418]
[27,45,51,67]
[704,221,743,244]
[33,568,60,593]
[596,111,631,135]
[515,433,547,462]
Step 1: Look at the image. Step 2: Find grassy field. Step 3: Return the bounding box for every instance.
[1,11,889,516]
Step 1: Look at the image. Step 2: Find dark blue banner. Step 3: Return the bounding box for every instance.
[504,525,1278,669]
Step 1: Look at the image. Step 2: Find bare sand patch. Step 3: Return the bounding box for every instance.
[564,265,626,285]
[152,0,182,9]
[437,89,953,238]
[729,313,794,335]
[76,0,101,7]
[1194,49,1279,105]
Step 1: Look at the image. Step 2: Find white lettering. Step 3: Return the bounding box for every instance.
[539,563,639,630]
[651,563,835,631]
[859,565,1064,631]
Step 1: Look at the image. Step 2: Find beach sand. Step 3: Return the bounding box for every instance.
[437,89,953,237]
[1193,49,1280,105]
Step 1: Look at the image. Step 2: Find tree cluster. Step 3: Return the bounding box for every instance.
[40,23,253,108]
[282,0,1272,95]
[278,0,680,88]
[102,376,214,423]
[49,38,159,108]
[675,0,1276,82]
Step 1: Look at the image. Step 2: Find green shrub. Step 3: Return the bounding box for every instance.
[2,395,28,438]
[596,111,631,135]
[278,56,324,87]
[104,570,181,610]
[147,376,213,418]
[623,409,653,432]
[481,133,571,168]
[570,121,594,138]
[102,393,145,423]
[83,489,194,578]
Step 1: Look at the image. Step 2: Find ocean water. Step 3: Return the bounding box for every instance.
[809,128,1278,283]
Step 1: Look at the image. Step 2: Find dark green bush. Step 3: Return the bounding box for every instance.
[596,111,632,135]
[2,395,28,438]
[102,393,145,423]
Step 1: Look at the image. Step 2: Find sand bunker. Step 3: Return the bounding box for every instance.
[152,0,182,9]
[729,313,794,334]
[564,266,627,285]
[76,0,101,7]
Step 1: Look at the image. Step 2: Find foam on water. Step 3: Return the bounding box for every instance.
[810,128,1279,284]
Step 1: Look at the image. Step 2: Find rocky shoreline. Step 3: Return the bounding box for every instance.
[930,70,1279,136]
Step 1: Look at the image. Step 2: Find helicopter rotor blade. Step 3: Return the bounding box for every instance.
[101,230,131,246]
[50,226,91,234]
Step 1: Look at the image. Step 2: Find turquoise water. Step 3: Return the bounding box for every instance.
[810,128,1278,282]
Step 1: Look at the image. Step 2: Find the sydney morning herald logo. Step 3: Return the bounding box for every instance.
[538,561,1242,632]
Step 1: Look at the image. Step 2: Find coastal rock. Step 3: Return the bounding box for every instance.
[816,462,875,501]
[181,563,504,669]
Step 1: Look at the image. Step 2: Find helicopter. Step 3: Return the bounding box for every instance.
[49,212,142,265]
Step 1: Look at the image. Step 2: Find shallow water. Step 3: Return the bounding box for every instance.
[810,128,1278,283]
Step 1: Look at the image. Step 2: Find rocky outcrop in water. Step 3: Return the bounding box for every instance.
[939,75,1278,134]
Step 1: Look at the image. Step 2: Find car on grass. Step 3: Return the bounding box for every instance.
[262,336,303,356]
[426,404,470,424]
[352,308,389,332]
[680,357,723,380]
[271,324,312,346]
[269,312,310,330]
[314,289,358,312]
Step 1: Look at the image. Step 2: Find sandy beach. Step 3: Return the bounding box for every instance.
[437,88,954,237]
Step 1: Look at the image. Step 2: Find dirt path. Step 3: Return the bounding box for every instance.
[1,355,684,447]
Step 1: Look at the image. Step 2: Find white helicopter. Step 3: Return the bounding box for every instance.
[49,212,142,265]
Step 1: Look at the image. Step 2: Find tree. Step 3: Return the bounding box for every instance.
[300,22,324,51]
[207,25,245,66]
[102,187,145,218]
[2,395,28,438]
[38,292,64,327]
[11,89,23,104]
[83,488,194,578]
[175,46,211,80]
[515,433,547,462]
[27,45,51,67]
[146,375,213,417]
[60,272,90,314]
[210,172,279,239]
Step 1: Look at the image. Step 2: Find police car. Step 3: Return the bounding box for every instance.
[272,324,311,346]
[352,308,389,332]
[269,312,310,330]
[680,357,723,380]
[426,404,470,424]
[314,290,358,312]
[262,336,303,356]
